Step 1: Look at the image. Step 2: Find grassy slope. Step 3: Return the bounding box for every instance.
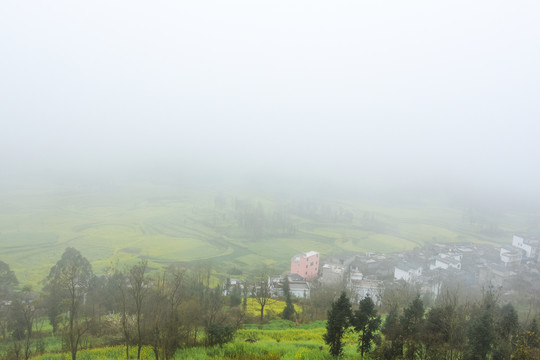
[29,320,362,360]
[0,183,537,287]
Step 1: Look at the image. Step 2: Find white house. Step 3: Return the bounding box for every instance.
[349,268,363,282]
[289,281,310,298]
[394,263,422,283]
[500,246,522,268]
[349,278,382,305]
[512,235,538,259]
[440,253,462,262]
[429,256,461,270]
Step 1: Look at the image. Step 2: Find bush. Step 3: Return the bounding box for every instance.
[206,323,236,347]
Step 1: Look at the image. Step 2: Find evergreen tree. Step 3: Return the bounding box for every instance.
[230,283,242,307]
[422,306,448,359]
[242,284,248,312]
[493,303,519,360]
[466,287,498,360]
[400,295,424,360]
[378,307,403,359]
[497,303,519,341]
[323,291,352,357]
[352,296,381,357]
[466,307,495,360]
[281,277,295,321]
[421,303,467,359]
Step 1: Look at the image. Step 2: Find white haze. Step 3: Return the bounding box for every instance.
[1,1,539,203]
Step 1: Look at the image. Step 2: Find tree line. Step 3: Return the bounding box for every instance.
[0,248,247,360]
[324,288,540,359]
[2,247,540,360]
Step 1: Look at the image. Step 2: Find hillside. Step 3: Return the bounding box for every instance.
[0,182,537,286]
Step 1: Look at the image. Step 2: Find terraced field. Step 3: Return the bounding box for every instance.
[0,183,537,286]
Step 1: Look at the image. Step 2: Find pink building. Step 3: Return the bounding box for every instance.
[290,251,319,280]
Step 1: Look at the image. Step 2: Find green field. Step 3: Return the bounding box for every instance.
[0,183,537,286]
[27,320,360,360]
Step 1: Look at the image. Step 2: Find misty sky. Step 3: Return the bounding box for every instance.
[1,1,539,197]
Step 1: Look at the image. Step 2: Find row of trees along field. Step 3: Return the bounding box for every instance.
[0,248,253,360]
[325,289,540,359]
[2,247,540,359]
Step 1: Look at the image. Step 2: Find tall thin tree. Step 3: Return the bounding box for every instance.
[128,260,150,360]
[43,247,93,360]
[323,291,352,357]
[353,296,381,357]
[281,277,295,321]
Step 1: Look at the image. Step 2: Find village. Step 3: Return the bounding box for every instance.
[224,235,540,307]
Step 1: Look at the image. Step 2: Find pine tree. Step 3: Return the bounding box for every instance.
[497,303,519,341]
[400,295,424,360]
[230,284,242,307]
[353,296,381,357]
[323,292,352,357]
[466,288,497,360]
[379,307,403,359]
[493,303,519,360]
[281,277,295,321]
[467,307,495,360]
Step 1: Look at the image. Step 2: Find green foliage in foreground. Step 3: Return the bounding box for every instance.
[27,330,366,360]
[29,342,333,360]
[27,320,372,360]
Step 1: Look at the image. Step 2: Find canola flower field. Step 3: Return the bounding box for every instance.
[29,320,364,360]
[243,298,302,319]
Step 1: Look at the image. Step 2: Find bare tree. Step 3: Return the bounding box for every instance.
[43,247,93,360]
[307,282,347,321]
[128,260,150,360]
[9,287,41,360]
[250,265,274,323]
[146,266,187,360]
[110,269,133,359]
[379,280,420,313]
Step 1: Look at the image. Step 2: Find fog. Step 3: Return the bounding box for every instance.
[1,1,539,204]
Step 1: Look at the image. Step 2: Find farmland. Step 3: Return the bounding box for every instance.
[28,320,353,360]
[0,182,537,286]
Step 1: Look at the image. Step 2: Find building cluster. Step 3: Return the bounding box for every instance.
[392,234,540,296]
[223,234,540,305]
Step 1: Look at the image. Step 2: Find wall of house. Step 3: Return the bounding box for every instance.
[513,235,534,257]
[394,267,410,282]
[290,252,319,279]
[290,282,310,298]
